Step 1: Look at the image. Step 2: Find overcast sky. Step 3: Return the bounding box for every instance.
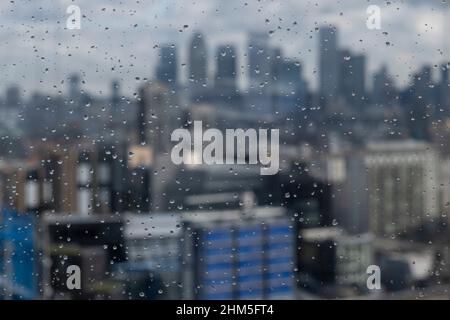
[0,0,448,98]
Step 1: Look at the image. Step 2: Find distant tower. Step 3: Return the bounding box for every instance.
[248,32,273,91]
[246,32,276,113]
[156,45,178,87]
[138,82,175,153]
[111,80,120,115]
[214,45,237,92]
[272,55,302,92]
[272,53,307,115]
[5,85,21,107]
[338,50,366,106]
[137,86,148,146]
[68,73,81,103]
[408,65,434,140]
[188,32,208,99]
[372,65,395,106]
[439,63,449,108]
[319,26,339,101]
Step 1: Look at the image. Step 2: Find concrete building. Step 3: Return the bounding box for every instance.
[337,140,439,236]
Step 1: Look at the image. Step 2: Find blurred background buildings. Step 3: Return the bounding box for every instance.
[0,2,449,300]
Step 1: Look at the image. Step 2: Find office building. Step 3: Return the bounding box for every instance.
[156,45,178,87]
[248,32,273,90]
[438,62,449,109]
[337,140,439,236]
[339,50,366,106]
[271,52,308,116]
[182,207,295,299]
[4,86,21,108]
[0,209,37,299]
[372,65,396,106]
[138,82,179,153]
[39,214,125,299]
[188,32,208,100]
[404,66,435,140]
[319,26,339,101]
[122,213,182,299]
[214,45,237,93]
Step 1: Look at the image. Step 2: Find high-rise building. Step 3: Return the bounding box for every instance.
[68,73,81,103]
[337,140,439,236]
[271,53,307,115]
[248,32,273,91]
[138,82,178,153]
[182,207,295,299]
[156,45,178,87]
[438,62,449,109]
[214,45,237,92]
[138,82,181,211]
[272,56,301,92]
[5,85,21,108]
[372,65,396,106]
[188,32,208,99]
[338,50,366,106]
[246,32,277,113]
[111,80,121,117]
[406,65,435,140]
[319,26,339,101]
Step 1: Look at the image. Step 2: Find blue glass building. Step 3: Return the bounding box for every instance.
[182,208,295,299]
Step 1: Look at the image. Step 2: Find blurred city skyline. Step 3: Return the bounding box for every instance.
[0,0,448,96]
[1,0,450,301]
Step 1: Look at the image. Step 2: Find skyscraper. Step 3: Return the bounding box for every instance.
[214,44,237,92]
[188,32,208,99]
[407,65,434,140]
[337,140,439,236]
[319,26,339,101]
[138,82,174,152]
[246,32,276,113]
[272,55,302,92]
[372,65,396,106]
[111,80,121,118]
[248,32,273,91]
[68,73,81,104]
[5,85,21,108]
[271,53,307,116]
[338,50,366,106]
[439,62,449,109]
[156,45,178,87]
